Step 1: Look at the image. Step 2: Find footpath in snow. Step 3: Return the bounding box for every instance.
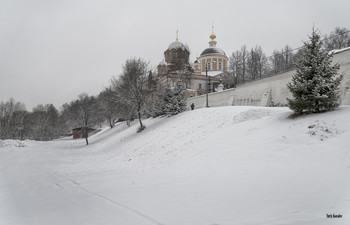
[0,106,349,225]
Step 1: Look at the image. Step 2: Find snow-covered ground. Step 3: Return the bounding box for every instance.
[1,106,349,225]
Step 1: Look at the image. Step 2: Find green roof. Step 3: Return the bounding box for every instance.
[200,47,226,56]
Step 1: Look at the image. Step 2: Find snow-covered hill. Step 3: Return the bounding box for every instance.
[1,106,349,225]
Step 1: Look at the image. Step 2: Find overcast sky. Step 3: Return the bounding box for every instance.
[1,0,350,110]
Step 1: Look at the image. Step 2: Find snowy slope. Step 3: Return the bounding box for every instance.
[1,106,349,225]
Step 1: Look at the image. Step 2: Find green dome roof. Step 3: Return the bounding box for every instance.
[200,47,226,56]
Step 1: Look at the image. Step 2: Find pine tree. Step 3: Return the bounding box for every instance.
[166,84,187,115]
[287,28,343,114]
[150,87,169,117]
[149,84,186,117]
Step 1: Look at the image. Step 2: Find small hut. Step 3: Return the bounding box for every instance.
[72,127,95,139]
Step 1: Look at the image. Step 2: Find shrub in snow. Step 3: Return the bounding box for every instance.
[287,28,343,114]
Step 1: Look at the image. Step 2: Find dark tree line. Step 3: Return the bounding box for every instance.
[229,44,300,85]
[0,98,27,140]
[0,99,63,141]
[229,27,350,86]
[0,57,188,144]
[324,27,350,51]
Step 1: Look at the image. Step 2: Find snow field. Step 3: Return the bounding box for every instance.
[1,106,349,225]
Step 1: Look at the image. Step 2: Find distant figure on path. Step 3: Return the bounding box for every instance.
[191,103,195,110]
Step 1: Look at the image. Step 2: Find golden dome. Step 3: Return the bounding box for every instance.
[209,24,216,41]
[210,32,216,41]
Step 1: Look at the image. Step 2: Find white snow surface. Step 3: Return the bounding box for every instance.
[201,70,224,77]
[0,139,42,148]
[1,106,349,225]
[328,46,350,55]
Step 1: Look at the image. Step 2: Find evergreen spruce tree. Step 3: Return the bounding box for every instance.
[287,28,343,114]
[149,84,187,117]
[150,98,165,117]
[167,84,187,115]
[163,87,175,115]
[152,87,172,117]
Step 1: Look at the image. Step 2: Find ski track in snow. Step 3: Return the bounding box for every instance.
[51,170,166,225]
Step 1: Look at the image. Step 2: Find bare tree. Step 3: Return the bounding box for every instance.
[229,50,242,85]
[110,58,153,132]
[247,45,268,80]
[0,98,26,139]
[241,45,247,83]
[229,45,248,85]
[283,45,294,71]
[271,49,285,74]
[63,94,98,145]
[98,88,119,128]
[27,104,60,141]
[270,45,295,75]
[324,27,350,51]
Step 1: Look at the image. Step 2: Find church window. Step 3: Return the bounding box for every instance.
[207,62,211,71]
[171,51,176,60]
[199,83,202,89]
[218,62,222,70]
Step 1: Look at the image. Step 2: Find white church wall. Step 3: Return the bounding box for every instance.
[336,48,350,105]
[190,79,205,91]
[187,48,350,109]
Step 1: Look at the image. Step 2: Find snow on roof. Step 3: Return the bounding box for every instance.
[159,60,167,66]
[201,70,223,77]
[328,46,350,55]
[168,41,190,52]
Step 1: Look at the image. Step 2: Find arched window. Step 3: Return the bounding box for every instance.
[207,62,211,71]
[218,62,222,71]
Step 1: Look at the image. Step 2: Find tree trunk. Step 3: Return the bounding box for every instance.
[137,109,143,128]
[84,127,89,145]
[109,117,113,128]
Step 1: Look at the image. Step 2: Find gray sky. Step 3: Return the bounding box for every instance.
[1,0,349,111]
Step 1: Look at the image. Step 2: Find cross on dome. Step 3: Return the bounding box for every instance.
[210,24,216,41]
